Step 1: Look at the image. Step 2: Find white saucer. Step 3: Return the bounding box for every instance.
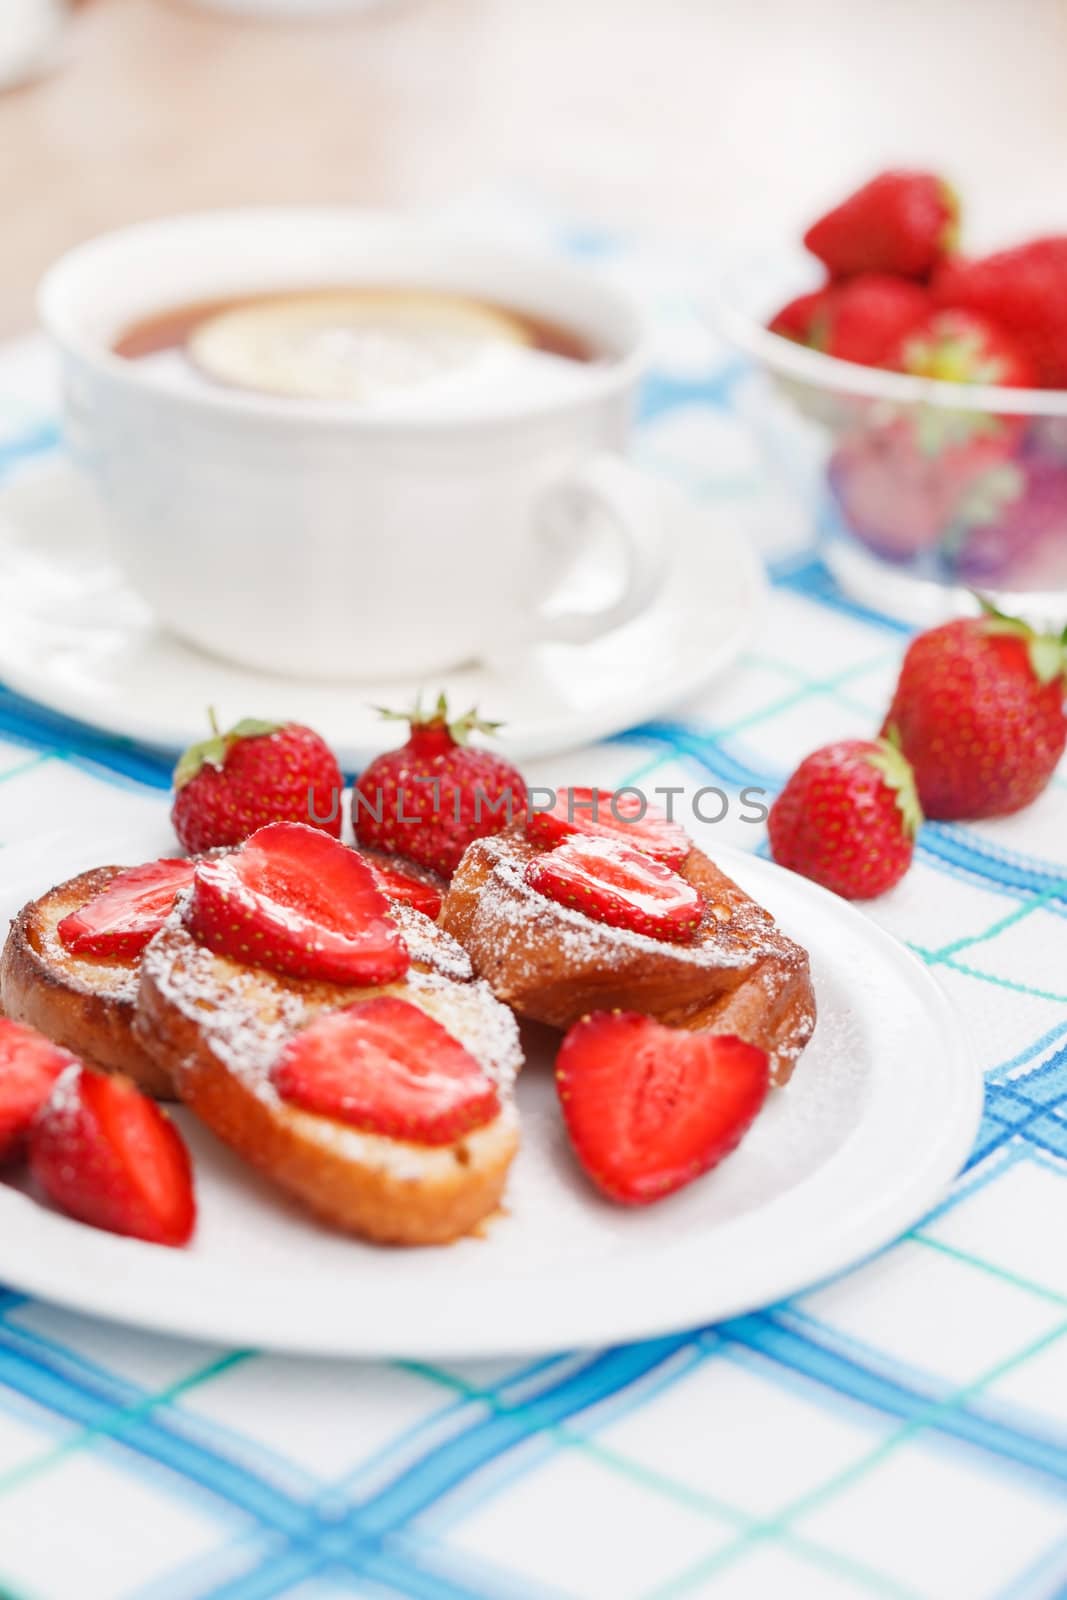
[0,457,764,762]
[0,819,980,1359]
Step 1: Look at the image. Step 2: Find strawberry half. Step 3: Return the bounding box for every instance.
[527,788,691,867]
[272,996,499,1145]
[57,859,195,960]
[29,1066,196,1246]
[0,1019,77,1165]
[363,855,443,921]
[556,1013,770,1205]
[525,836,703,943]
[185,822,410,985]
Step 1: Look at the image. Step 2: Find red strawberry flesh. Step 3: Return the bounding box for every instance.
[272,996,499,1145]
[527,787,691,866]
[58,859,195,960]
[185,822,410,985]
[0,1019,77,1165]
[29,1067,196,1246]
[525,835,703,943]
[364,857,443,920]
[556,1012,770,1205]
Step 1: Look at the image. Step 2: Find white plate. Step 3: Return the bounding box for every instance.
[0,819,980,1359]
[0,457,763,763]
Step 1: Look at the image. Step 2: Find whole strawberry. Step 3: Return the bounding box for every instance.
[804,170,958,280]
[352,695,526,877]
[768,737,921,900]
[934,238,1067,388]
[172,714,344,854]
[883,605,1067,819]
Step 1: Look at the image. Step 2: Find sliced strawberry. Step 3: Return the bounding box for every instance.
[525,835,703,942]
[556,1013,770,1204]
[0,1019,77,1165]
[364,856,443,920]
[58,859,195,960]
[29,1066,196,1246]
[527,788,691,867]
[272,996,499,1145]
[185,823,410,986]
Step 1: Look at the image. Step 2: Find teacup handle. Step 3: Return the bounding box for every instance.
[527,453,668,647]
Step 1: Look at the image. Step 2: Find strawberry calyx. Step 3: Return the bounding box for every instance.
[864,732,923,839]
[897,314,1015,386]
[976,596,1067,688]
[373,692,503,754]
[174,709,283,790]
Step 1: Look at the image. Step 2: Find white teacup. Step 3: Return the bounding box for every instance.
[39,210,665,682]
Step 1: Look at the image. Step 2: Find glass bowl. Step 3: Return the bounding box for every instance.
[715,249,1067,626]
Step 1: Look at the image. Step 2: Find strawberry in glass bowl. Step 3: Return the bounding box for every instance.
[716,169,1067,622]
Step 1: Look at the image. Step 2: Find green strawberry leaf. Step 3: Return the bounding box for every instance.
[173,712,283,789]
[229,717,283,740]
[1028,634,1067,687]
[866,733,923,840]
[975,594,1067,685]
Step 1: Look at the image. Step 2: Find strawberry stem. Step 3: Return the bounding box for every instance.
[373,692,504,746]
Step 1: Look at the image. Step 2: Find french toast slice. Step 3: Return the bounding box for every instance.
[135,907,522,1246]
[1,867,174,1098]
[439,830,816,1084]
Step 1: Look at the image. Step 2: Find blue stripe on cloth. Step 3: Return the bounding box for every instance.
[0,685,174,791]
[0,422,61,476]
[0,1319,690,1600]
[0,1332,314,1534]
[617,720,1067,913]
[346,1337,691,1541]
[770,552,915,637]
[638,365,746,423]
[723,1313,1067,1492]
[417,1339,714,1540]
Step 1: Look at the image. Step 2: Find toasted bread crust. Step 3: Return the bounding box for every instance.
[440,831,816,1084]
[0,867,174,1098]
[136,913,521,1246]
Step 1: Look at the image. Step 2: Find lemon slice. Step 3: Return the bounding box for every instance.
[187,288,533,402]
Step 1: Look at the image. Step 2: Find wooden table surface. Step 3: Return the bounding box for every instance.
[3,0,1067,341]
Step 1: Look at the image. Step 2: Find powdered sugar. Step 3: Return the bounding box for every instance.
[140,899,522,1122]
[388,902,472,982]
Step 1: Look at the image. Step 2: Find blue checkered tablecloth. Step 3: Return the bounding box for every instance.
[0,218,1065,1600]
